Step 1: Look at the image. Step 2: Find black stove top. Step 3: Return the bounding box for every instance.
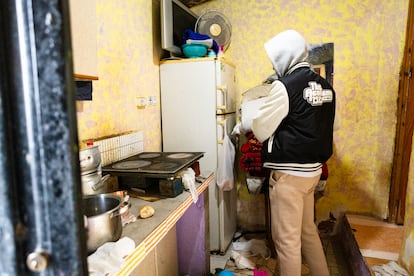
[102,152,204,178]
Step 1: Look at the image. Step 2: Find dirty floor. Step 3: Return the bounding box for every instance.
[210,232,351,276]
[211,214,407,276]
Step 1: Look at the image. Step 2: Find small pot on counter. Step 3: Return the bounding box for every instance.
[81,173,110,195]
[83,194,123,253]
[79,145,102,175]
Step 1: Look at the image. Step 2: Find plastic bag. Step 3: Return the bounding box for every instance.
[232,238,271,259]
[216,134,235,191]
[178,168,198,203]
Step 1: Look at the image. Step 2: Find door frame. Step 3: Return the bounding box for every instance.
[389,0,414,224]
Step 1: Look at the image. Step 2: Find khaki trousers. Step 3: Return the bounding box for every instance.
[268,171,329,276]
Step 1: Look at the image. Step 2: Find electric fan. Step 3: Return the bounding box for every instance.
[195,10,232,51]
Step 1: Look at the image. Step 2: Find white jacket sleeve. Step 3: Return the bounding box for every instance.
[251,81,289,142]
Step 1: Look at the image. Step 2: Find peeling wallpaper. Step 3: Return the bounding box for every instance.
[74,0,414,272]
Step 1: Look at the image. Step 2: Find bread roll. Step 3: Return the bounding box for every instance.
[139,205,155,219]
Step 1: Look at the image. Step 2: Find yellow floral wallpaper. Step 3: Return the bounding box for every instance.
[74,0,414,272]
[76,0,161,151]
[192,0,413,272]
[192,0,407,220]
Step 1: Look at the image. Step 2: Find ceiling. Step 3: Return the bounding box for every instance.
[181,0,212,7]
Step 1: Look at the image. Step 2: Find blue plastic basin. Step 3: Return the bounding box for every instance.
[182,43,208,58]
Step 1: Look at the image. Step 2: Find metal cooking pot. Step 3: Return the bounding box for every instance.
[81,173,110,195]
[83,194,123,253]
[79,145,102,175]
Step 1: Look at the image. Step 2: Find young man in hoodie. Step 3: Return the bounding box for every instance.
[252,30,335,276]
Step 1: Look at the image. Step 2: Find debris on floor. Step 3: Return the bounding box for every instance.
[230,237,272,271]
[211,228,352,276]
[232,238,271,260]
[371,261,409,276]
[211,233,277,276]
[231,250,255,270]
[223,255,277,276]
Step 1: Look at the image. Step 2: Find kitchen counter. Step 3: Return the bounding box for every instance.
[116,171,214,275]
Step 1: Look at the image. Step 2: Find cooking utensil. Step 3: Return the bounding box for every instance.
[79,145,102,175]
[93,174,110,191]
[83,194,123,253]
[81,173,110,195]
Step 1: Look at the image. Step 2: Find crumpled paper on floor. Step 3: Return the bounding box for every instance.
[231,238,271,270]
[88,237,135,275]
[231,250,256,270]
[232,238,271,259]
[371,261,409,276]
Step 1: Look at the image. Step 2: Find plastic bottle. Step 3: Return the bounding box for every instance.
[208,49,216,57]
[217,45,225,58]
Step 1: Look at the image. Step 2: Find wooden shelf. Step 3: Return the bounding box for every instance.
[69,0,98,78]
[74,74,99,81]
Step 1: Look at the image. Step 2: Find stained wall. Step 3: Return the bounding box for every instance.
[191,0,408,220]
[76,0,162,151]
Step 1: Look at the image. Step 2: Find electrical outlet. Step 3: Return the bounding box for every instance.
[147,96,157,106]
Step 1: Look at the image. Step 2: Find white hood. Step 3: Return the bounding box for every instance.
[264,30,308,78]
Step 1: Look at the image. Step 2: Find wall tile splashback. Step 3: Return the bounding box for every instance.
[93,131,143,166]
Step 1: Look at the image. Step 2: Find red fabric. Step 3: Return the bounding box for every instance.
[245,131,255,140]
[241,132,263,153]
[240,132,267,177]
[241,132,327,180]
[245,152,261,158]
[241,143,251,153]
[320,163,328,180]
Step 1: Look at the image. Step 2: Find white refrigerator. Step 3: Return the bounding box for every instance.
[160,58,237,253]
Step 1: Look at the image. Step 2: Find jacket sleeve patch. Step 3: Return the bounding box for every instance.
[303,81,333,106]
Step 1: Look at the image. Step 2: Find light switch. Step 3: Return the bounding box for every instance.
[136,97,147,109]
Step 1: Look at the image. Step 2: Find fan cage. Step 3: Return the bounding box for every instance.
[195,10,232,51]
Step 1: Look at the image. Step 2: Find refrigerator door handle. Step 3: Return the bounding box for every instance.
[216,85,227,113]
[217,119,225,144]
